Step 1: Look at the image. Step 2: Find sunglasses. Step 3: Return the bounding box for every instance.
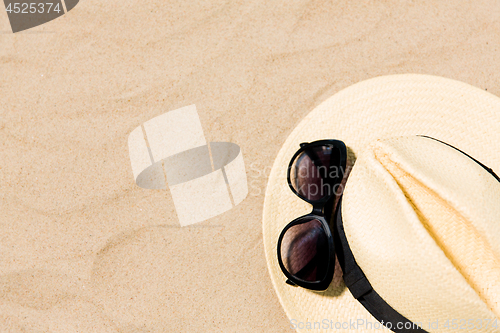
[277,139,347,291]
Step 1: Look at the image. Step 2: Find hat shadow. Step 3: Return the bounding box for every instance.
[347,146,357,168]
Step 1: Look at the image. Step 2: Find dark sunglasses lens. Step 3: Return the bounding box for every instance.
[280,218,330,282]
[290,145,342,201]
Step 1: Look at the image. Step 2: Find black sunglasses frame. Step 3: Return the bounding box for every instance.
[277,213,335,291]
[286,139,347,206]
[277,139,347,291]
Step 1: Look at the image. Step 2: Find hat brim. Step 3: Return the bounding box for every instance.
[262,74,500,332]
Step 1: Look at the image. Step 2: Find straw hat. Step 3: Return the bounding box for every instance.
[262,74,500,333]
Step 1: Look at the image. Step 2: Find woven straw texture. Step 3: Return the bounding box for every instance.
[262,74,500,333]
[344,136,500,329]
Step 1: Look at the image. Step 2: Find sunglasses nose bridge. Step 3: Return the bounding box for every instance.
[311,204,324,216]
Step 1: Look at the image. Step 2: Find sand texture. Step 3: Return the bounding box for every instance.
[1,0,500,331]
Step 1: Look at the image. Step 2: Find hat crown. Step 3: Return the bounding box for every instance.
[343,136,500,324]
